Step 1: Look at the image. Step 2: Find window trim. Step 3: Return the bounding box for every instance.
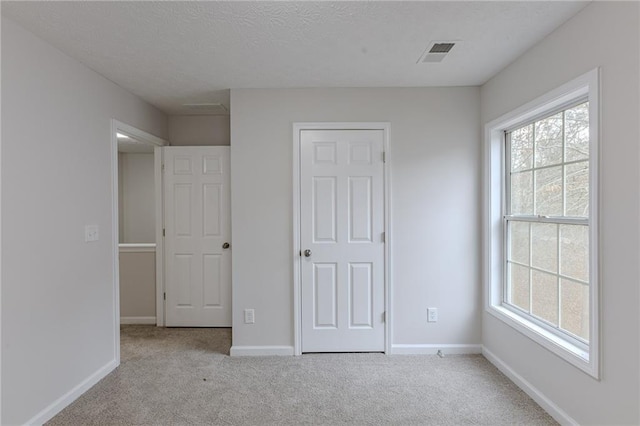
[484,68,600,379]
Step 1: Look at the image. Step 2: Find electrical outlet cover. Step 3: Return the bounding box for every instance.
[85,225,99,242]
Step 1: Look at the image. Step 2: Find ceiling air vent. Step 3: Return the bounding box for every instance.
[418,41,458,63]
[182,103,229,115]
[429,43,455,54]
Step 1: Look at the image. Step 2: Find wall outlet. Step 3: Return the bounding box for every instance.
[85,225,99,242]
[427,307,438,323]
[244,309,255,324]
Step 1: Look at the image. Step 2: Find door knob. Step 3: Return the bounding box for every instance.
[304,249,312,257]
[222,242,230,249]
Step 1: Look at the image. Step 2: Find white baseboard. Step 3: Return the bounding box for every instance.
[120,316,156,325]
[390,344,482,355]
[482,346,578,426]
[230,345,295,356]
[26,358,118,425]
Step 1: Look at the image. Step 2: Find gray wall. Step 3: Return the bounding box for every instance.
[480,2,639,424]
[118,153,155,243]
[119,250,156,319]
[230,87,481,351]
[1,17,167,424]
[168,115,230,146]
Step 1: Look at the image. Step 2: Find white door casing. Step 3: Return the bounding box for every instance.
[164,146,231,327]
[299,129,386,352]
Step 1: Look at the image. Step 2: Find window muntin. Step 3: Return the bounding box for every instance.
[504,101,590,345]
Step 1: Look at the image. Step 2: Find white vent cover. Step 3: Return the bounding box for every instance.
[417,41,458,63]
[182,103,229,115]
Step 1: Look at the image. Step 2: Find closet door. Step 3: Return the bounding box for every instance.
[299,130,385,352]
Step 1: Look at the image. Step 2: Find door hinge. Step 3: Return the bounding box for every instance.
[163,228,166,237]
[163,292,166,301]
[161,163,165,171]
[382,232,385,243]
[382,311,386,323]
[382,152,386,163]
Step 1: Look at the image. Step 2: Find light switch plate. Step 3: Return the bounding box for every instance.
[85,225,99,242]
[427,307,438,323]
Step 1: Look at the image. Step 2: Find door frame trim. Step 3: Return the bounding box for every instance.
[292,122,392,356]
[110,120,168,362]
[153,145,165,326]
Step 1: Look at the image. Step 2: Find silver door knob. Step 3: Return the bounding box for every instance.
[222,242,230,249]
[304,249,312,257]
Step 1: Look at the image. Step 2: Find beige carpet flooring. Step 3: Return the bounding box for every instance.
[47,325,556,425]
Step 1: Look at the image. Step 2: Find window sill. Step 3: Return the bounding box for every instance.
[487,304,599,379]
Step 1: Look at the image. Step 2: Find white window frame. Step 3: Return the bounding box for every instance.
[484,69,600,378]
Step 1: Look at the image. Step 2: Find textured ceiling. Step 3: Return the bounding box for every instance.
[1,1,588,115]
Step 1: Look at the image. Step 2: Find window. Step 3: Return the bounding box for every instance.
[485,69,599,378]
[505,101,590,348]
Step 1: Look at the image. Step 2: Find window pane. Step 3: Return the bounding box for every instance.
[509,221,530,265]
[560,224,589,282]
[532,270,558,325]
[565,103,589,162]
[565,161,589,217]
[535,166,562,216]
[511,125,533,172]
[560,279,589,341]
[511,171,533,214]
[531,223,557,273]
[535,112,563,167]
[509,263,530,312]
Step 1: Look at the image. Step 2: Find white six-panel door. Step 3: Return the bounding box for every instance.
[300,130,385,352]
[164,147,231,327]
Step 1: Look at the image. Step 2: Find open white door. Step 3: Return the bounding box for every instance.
[164,146,231,327]
[300,129,385,352]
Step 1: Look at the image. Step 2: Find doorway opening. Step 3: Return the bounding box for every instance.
[111,120,167,362]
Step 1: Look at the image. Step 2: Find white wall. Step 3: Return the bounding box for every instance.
[230,87,481,351]
[118,153,155,243]
[1,17,167,425]
[480,2,639,424]
[168,115,230,146]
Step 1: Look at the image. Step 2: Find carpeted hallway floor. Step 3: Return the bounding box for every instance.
[48,325,556,425]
